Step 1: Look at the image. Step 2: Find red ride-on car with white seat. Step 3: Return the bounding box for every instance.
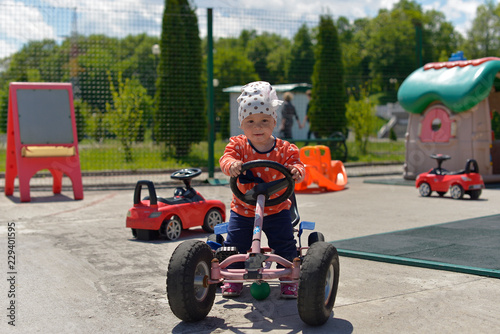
[416,154,485,200]
[126,168,226,241]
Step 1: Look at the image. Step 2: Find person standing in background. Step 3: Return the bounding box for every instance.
[279,92,301,139]
[301,89,314,142]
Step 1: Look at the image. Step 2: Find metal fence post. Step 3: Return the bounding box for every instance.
[207,8,215,178]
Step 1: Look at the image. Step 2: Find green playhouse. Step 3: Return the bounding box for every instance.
[398,57,500,183]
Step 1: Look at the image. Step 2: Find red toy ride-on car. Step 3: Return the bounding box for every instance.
[416,154,485,200]
[126,168,226,241]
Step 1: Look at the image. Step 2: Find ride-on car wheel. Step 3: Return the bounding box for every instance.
[450,184,464,199]
[468,189,482,200]
[162,216,182,240]
[202,209,223,233]
[418,182,432,197]
[298,242,339,326]
[167,240,216,322]
[133,229,159,241]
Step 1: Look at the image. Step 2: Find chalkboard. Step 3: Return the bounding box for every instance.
[16,89,74,145]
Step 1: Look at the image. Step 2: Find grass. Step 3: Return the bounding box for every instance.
[0,138,405,173]
[345,140,405,163]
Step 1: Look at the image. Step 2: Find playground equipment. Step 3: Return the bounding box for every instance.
[295,145,348,192]
[166,161,340,326]
[5,83,83,202]
[416,154,485,200]
[398,57,500,182]
[126,168,225,241]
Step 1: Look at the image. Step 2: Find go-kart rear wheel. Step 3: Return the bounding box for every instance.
[418,182,432,197]
[450,184,464,199]
[202,208,223,233]
[298,242,339,326]
[167,240,216,322]
[162,216,182,240]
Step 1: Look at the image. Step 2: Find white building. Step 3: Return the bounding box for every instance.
[223,83,312,140]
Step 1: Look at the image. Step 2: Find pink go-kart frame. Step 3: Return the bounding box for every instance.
[166,160,340,326]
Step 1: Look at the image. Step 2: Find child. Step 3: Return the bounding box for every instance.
[219,81,305,298]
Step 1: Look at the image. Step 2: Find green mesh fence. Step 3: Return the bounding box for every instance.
[0,2,406,189]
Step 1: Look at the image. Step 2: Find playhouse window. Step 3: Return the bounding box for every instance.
[420,106,452,142]
[431,118,442,131]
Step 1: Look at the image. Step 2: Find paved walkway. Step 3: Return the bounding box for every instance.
[2,166,499,333]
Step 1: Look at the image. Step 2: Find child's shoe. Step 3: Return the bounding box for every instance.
[280,282,298,299]
[221,282,243,298]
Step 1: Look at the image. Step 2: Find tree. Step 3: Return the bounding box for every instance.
[463,0,500,59]
[118,34,160,99]
[78,41,116,113]
[422,10,462,63]
[0,40,64,132]
[365,6,417,92]
[346,85,376,154]
[156,0,205,157]
[288,24,315,83]
[212,38,259,138]
[266,40,291,84]
[309,15,347,137]
[246,32,290,83]
[105,73,152,162]
[341,18,372,90]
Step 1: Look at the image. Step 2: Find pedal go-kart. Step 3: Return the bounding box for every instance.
[126,168,225,241]
[166,160,340,326]
[416,154,485,200]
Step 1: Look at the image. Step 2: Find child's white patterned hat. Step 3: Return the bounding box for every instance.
[237,81,282,125]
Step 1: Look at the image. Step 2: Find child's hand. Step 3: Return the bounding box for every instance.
[229,161,243,177]
[288,166,303,182]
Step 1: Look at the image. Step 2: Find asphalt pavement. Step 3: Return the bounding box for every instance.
[1,168,499,333]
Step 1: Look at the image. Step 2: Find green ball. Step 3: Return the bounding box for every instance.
[250,281,270,300]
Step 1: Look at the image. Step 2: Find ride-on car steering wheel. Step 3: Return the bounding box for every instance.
[171,168,202,180]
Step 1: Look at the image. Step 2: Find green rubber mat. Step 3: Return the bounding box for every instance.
[332,214,500,278]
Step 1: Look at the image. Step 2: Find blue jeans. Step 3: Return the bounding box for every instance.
[224,210,297,269]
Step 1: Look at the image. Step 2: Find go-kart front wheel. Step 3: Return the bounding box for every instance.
[167,240,216,322]
[298,242,339,326]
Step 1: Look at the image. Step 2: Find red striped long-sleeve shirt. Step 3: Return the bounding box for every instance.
[219,135,305,217]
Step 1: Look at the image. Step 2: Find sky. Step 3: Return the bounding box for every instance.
[0,0,489,60]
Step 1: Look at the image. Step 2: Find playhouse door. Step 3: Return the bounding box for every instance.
[420,106,452,143]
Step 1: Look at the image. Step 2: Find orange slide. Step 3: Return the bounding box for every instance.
[295,145,348,192]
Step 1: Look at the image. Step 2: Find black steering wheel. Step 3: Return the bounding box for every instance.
[229,160,295,207]
[171,168,202,180]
